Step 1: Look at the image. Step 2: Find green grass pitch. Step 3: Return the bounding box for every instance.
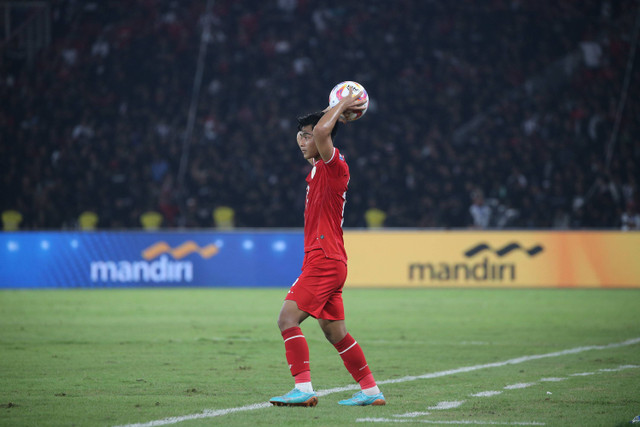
[1,288,639,426]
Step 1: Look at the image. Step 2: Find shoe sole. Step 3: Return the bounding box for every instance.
[270,396,318,407]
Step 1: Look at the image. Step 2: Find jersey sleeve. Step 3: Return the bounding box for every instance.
[323,148,349,189]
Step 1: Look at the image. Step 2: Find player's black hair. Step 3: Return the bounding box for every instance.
[296,111,339,139]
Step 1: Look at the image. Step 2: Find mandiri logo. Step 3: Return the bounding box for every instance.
[90,241,219,283]
[409,241,544,283]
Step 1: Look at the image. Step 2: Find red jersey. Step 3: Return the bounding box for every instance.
[303,147,349,263]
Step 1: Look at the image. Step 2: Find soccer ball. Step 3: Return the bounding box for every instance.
[328,81,369,121]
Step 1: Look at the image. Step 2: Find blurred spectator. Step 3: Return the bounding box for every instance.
[621,202,640,231]
[469,190,491,229]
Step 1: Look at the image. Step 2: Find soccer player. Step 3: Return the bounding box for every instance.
[269,89,385,407]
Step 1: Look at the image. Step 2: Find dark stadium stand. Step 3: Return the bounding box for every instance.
[1,0,638,229]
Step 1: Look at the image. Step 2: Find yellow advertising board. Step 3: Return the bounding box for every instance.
[344,231,640,288]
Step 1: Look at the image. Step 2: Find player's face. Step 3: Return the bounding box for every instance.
[297,125,319,160]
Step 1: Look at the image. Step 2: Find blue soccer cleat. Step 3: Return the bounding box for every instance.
[270,387,318,407]
[338,390,386,406]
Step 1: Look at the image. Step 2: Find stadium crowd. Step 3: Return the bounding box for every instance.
[1,0,639,230]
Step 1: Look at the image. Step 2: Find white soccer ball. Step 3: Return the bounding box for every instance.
[328,81,369,121]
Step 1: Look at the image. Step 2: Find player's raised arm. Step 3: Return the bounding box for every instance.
[313,88,366,162]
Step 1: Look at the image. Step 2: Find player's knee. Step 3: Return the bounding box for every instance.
[277,300,307,331]
[276,317,286,331]
[277,313,297,331]
[322,327,347,345]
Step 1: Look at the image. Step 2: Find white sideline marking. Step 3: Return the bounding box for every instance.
[356,419,545,425]
[394,411,432,418]
[569,372,595,376]
[599,364,639,372]
[539,377,566,382]
[504,382,536,390]
[116,403,271,427]
[374,337,640,387]
[114,337,640,427]
[373,364,640,426]
[471,391,503,397]
[428,400,465,410]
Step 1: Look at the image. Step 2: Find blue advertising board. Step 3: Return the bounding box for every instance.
[0,231,304,288]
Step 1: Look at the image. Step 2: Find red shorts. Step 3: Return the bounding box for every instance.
[285,249,347,320]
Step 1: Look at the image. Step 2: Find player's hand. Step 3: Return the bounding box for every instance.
[327,87,366,123]
[343,87,366,122]
[343,86,367,109]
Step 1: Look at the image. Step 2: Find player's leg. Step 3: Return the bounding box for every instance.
[277,300,312,389]
[277,299,310,331]
[270,301,317,406]
[318,318,386,406]
[317,317,347,344]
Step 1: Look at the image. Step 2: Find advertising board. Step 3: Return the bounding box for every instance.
[2,230,638,288]
[0,231,303,288]
[345,231,640,288]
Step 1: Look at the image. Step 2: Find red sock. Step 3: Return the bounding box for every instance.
[359,373,377,390]
[282,327,310,378]
[333,333,373,383]
[294,371,311,384]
